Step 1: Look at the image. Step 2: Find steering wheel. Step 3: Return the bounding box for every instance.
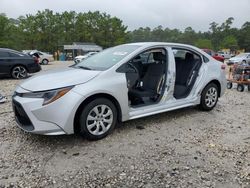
[127,63,140,89]
[128,63,139,73]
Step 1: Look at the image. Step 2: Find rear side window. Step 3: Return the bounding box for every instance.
[203,56,209,63]
[8,52,23,57]
[172,49,202,62]
[0,51,10,57]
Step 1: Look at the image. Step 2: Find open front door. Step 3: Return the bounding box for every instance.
[120,48,169,107]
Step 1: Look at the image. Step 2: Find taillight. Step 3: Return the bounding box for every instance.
[221,64,226,70]
[33,57,39,64]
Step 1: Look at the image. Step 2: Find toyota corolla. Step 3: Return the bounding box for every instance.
[12,42,226,140]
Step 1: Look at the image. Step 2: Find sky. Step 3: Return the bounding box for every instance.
[0,0,250,31]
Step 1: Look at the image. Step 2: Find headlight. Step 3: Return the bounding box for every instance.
[22,86,74,105]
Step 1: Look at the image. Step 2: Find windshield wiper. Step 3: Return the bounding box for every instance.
[77,66,92,70]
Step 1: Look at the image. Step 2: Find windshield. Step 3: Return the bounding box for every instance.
[74,45,140,71]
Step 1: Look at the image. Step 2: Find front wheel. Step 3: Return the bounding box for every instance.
[199,83,219,111]
[79,98,117,140]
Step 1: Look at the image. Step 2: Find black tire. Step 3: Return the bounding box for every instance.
[79,98,117,140]
[237,84,244,92]
[42,59,49,65]
[248,85,250,91]
[227,82,233,89]
[11,65,28,79]
[199,83,219,111]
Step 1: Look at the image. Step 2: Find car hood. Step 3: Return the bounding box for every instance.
[75,55,88,59]
[19,67,101,91]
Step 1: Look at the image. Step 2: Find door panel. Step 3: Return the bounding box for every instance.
[0,54,12,75]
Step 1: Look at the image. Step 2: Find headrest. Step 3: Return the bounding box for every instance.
[153,52,166,61]
[185,52,194,61]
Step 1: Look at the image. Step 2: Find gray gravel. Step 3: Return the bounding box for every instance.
[0,62,250,188]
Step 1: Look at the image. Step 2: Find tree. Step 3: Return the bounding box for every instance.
[0,13,249,53]
[0,14,11,47]
[221,35,238,50]
[195,39,213,49]
[181,27,198,45]
[151,25,165,41]
[238,22,250,51]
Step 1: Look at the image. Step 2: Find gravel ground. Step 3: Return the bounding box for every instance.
[0,61,249,188]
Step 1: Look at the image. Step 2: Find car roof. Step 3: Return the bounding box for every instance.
[126,42,197,48]
[125,42,206,53]
[237,53,250,55]
[123,42,215,61]
[0,48,25,54]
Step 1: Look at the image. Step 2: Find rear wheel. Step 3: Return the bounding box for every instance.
[11,65,28,79]
[199,83,218,111]
[79,98,117,140]
[237,84,244,92]
[42,59,49,65]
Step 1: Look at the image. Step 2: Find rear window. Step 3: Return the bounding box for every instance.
[0,50,25,57]
[9,52,25,57]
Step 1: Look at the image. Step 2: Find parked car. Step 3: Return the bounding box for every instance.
[202,49,225,62]
[0,48,41,79]
[29,51,54,65]
[228,53,250,65]
[217,51,232,59]
[74,51,98,64]
[12,42,226,140]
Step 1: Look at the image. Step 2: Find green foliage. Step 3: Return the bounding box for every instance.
[0,11,249,53]
[128,17,249,52]
[221,35,238,50]
[0,10,127,52]
[238,22,250,51]
[195,39,213,49]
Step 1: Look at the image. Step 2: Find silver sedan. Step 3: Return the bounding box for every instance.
[12,42,226,140]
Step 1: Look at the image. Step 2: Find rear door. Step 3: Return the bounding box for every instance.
[171,47,203,99]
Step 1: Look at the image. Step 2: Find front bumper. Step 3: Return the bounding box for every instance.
[227,60,238,65]
[12,88,84,135]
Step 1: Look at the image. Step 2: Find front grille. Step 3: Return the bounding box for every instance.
[12,99,34,131]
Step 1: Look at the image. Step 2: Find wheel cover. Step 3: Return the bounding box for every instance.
[227,82,232,89]
[12,66,27,79]
[86,104,113,136]
[237,85,244,91]
[43,59,48,64]
[205,87,218,108]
